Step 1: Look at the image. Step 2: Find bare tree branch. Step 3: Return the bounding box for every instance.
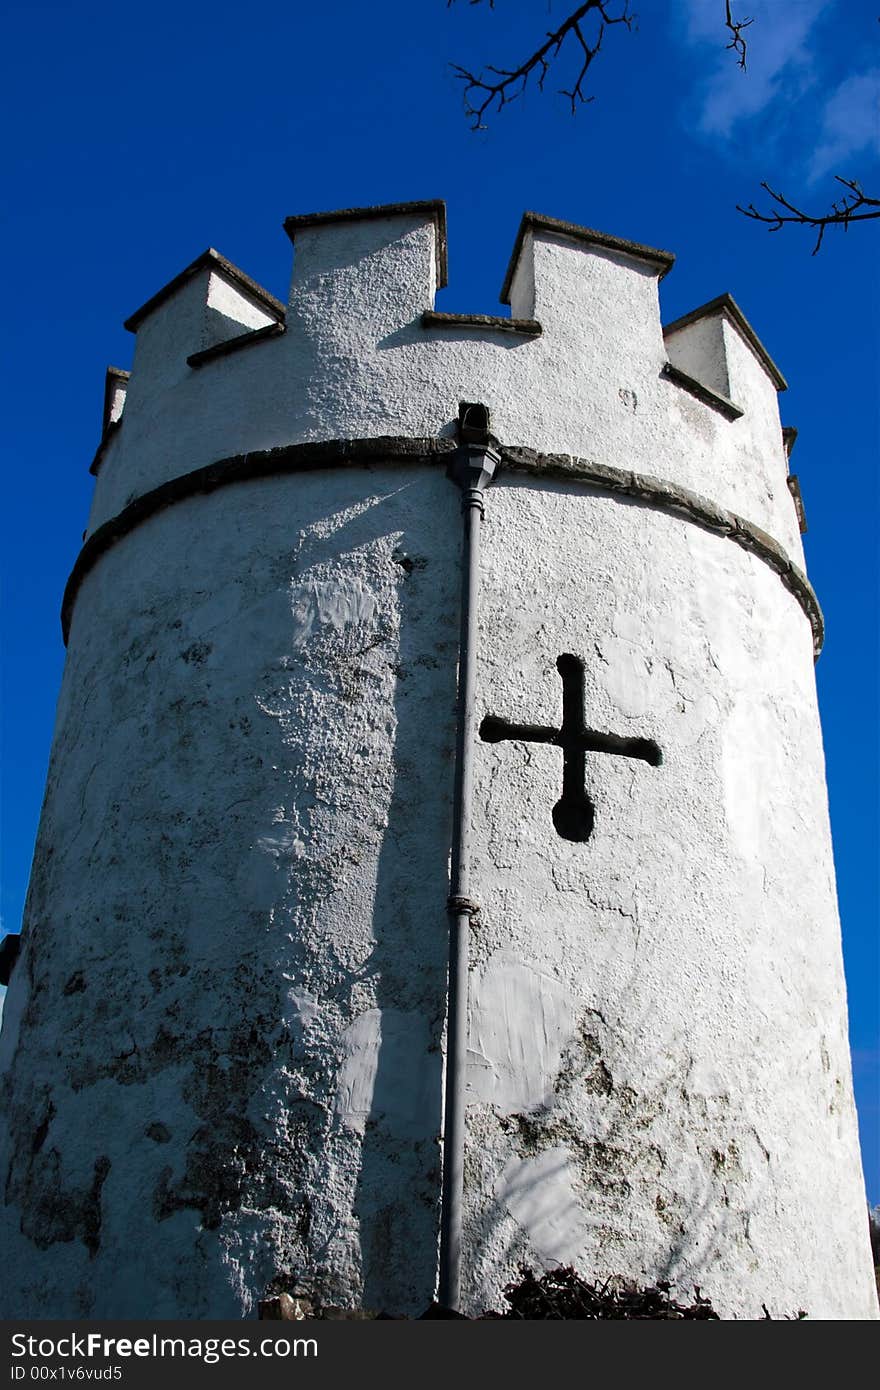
[448,0,634,130]
[724,0,753,71]
[737,177,880,254]
[448,4,878,254]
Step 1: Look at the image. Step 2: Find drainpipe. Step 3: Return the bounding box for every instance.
[438,404,500,1312]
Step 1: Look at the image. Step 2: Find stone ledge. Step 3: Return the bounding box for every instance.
[63,436,823,657]
[187,321,286,369]
[421,312,542,337]
[660,361,744,421]
[787,475,808,535]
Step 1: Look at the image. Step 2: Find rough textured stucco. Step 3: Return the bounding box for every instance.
[465,477,874,1318]
[1,203,875,1319]
[3,470,459,1317]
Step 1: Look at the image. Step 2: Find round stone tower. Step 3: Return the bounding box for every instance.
[1,201,875,1319]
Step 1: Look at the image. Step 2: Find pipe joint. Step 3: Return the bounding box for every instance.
[451,444,501,505]
[462,485,487,518]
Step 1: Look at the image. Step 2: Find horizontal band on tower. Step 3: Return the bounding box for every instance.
[61,436,823,655]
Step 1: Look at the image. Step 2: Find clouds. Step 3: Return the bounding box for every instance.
[683,0,827,137]
[809,68,880,180]
[678,0,879,182]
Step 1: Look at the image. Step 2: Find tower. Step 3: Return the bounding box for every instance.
[1,200,875,1318]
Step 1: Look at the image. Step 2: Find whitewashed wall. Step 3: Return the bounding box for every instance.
[468,478,872,1318]
[1,203,874,1319]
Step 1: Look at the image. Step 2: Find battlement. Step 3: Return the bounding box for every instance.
[87,199,801,559]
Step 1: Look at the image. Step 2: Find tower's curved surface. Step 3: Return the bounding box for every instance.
[1,202,874,1318]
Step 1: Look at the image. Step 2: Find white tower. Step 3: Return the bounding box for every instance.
[1,201,875,1319]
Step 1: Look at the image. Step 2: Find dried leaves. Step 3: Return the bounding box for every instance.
[486,1266,721,1319]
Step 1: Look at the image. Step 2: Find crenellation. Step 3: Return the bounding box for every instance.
[125,251,282,395]
[787,474,809,535]
[546,236,665,349]
[500,212,675,304]
[123,246,285,333]
[720,310,786,426]
[204,267,281,340]
[89,417,124,479]
[664,309,732,401]
[504,226,537,320]
[90,204,803,553]
[286,207,442,346]
[284,200,448,281]
[90,369,129,479]
[664,292,787,396]
[504,218,670,384]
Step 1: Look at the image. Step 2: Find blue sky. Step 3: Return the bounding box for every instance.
[2,0,878,1201]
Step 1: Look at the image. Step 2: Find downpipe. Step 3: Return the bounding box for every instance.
[438,404,500,1312]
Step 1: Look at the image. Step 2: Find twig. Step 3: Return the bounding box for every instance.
[737,176,880,254]
[449,1,634,130]
[724,0,753,71]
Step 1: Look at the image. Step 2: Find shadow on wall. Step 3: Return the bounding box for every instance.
[0,461,463,1317]
[350,509,459,1314]
[163,465,462,1314]
[238,463,461,1313]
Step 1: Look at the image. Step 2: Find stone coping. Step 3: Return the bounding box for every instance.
[501,212,675,304]
[283,200,448,290]
[661,361,744,421]
[123,248,287,333]
[187,321,286,369]
[421,311,542,337]
[787,475,808,534]
[64,437,822,656]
